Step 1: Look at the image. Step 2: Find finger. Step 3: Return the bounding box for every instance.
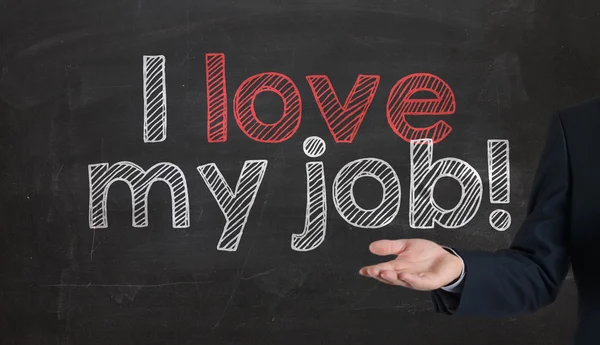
[372,274,396,285]
[358,267,370,276]
[360,269,395,285]
[369,239,409,256]
[361,261,397,278]
[379,270,412,288]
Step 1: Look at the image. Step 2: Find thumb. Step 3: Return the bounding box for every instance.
[369,239,409,256]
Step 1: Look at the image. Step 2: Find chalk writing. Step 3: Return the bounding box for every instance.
[234,73,302,143]
[86,53,515,252]
[306,75,379,143]
[488,140,510,203]
[410,139,482,228]
[332,158,401,228]
[386,73,455,143]
[489,209,511,231]
[197,160,268,251]
[88,162,190,229]
[292,137,328,251]
[143,55,167,143]
[206,53,227,143]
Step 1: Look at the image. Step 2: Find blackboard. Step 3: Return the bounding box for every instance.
[2,0,599,344]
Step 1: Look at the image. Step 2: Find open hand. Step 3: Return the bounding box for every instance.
[359,238,463,291]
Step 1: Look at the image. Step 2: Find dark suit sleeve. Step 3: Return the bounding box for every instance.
[431,112,572,316]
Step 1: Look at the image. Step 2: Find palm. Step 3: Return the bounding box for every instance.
[359,239,462,291]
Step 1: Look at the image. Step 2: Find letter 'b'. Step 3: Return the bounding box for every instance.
[410,139,482,228]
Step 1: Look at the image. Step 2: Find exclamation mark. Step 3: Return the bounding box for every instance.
[487,140,511,231]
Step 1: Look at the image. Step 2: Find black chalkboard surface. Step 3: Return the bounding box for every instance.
[2,0,600,344]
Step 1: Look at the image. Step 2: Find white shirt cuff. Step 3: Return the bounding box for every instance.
[440,246,465,293]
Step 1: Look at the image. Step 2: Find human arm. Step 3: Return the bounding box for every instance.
[431,112,571,315]
[360,112,571,316]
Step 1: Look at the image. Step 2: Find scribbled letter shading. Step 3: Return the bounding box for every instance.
[143,55,167,142]
[197,160,268,251]
[206,53,227,142]
[234,73,301,143]
[88,162,190,228]
[333,158,401,228]
[410,139,482,228]
[387,73,455,143]
[306,75,379,143]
